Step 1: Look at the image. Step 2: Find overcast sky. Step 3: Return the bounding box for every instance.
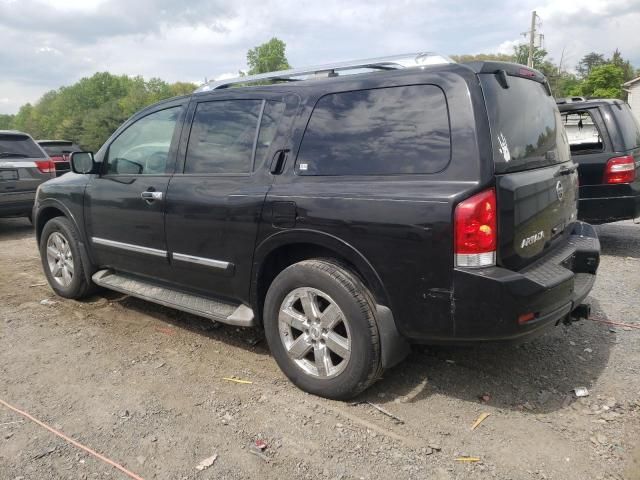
[1,0,639,114]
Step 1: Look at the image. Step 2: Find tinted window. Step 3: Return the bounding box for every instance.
[255,101,286,167]
[481,75,570,173]
[185,100,262,174]
[613,103,640,149]
[561,110,604,154]
[40,142,81,156]
[0,134,45,158]
[296,85,451,176]
[107,107,180,175]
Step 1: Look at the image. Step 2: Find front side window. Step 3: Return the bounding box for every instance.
[106,107,181,175]
[561,110,604,154]
[296,85,451,176]
[185,100,263,174]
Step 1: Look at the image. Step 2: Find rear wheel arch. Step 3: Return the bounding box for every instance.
[252,231,390,324]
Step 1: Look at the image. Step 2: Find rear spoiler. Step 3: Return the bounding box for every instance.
[463,61,550,94]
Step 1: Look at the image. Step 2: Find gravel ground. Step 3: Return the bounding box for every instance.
[1,216,639,480]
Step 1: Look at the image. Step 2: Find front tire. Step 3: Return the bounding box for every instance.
[40,217,94,299]
[264,259,382,400]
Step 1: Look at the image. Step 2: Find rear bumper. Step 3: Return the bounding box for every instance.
[449,221,600,342]
[0,191,36,217]
[578,183,640,224]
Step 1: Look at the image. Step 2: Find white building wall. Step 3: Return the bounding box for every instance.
[629,83,640,124]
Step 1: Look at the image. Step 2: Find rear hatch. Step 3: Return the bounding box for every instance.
[479,66,579,271]
[0,133,54,195]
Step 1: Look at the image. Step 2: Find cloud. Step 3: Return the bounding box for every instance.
[0,0,639,114]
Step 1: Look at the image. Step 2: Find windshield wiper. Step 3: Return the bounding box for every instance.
[0,152,30,158]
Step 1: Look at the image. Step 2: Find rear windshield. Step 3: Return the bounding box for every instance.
[0,134,45,158]
[481,75,570,173]
[612,103,640,149]
[40,142,80,155]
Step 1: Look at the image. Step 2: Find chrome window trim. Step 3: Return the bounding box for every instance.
[91,237,167,258]
[172,252,229,270]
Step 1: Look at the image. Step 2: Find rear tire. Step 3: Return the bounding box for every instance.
[40,217,95,299]
[264,259,382,400]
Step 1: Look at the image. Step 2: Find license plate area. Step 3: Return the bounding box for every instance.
[0,169,18,181]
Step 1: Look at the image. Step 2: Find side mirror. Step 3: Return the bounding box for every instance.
[70,151,97,174]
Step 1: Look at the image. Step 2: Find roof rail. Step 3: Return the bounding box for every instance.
[196,52,454,92]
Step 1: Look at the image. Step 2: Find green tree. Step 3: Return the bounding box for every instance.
[513,44,548,69]
[610,48,636,82]
[576,52,606,78]
[0,114,14,130]
[5,73,195,151]
[581,64,625,99]
[246,37,291,75]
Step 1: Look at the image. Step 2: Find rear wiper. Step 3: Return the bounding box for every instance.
[0,152,29,158]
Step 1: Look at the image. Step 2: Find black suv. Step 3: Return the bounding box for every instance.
[557,99,640,224]
[34,54,600,399]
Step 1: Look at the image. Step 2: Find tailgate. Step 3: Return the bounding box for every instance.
[496,164,578,270]
[479,67,578,270]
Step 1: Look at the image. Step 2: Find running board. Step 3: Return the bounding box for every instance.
[92,270,256,327]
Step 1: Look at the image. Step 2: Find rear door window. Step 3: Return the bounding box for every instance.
[561,110,604,154]
[185,100,262,174]
[296,85,451,176]
[481,75,570,173]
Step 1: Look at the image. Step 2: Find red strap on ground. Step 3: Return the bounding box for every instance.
[0,397,145,480]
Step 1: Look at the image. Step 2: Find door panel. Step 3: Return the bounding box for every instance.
[85,103,185,279]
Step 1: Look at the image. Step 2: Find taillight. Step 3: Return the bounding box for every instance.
[603,155,636,184]
[49,155,64,162]
[454,188,497,268]
[35,160,55,174]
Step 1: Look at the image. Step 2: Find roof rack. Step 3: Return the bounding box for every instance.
[196,52,454,92]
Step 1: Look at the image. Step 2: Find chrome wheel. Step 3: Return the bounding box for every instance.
[278,287,351,379]
[46,231,74,287]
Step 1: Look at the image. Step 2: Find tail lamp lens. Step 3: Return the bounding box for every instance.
[603,155,636,184]
[454,188,497,268]
[35,160,55,174]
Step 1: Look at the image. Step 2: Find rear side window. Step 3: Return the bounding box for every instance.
[185,100,262,174]
[613,103,640,149]
[561,110,604,154]
[296,85,451,176]
[481,75,570,173]
[0,134,44,158]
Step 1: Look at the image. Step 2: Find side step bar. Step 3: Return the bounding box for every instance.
[92,270,256,327]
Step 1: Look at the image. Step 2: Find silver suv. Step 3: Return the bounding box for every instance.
[0,130,54,219]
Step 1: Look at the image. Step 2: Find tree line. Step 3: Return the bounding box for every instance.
[1,37,637,153]
[452,46,638,99]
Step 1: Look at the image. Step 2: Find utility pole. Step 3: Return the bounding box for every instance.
[527,10,537,68]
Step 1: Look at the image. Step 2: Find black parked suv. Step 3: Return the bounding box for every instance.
[34,54,600,399]
[557,99,640,224]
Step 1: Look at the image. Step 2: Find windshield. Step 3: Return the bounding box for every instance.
[481,75,570,173]
[0,134,46,158]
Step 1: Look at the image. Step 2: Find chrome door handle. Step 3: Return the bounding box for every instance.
[141,191,163,201]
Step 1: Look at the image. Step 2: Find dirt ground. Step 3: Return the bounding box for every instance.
[1,216,639,480]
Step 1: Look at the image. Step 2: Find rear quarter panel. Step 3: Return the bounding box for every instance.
[258,67,492,340]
